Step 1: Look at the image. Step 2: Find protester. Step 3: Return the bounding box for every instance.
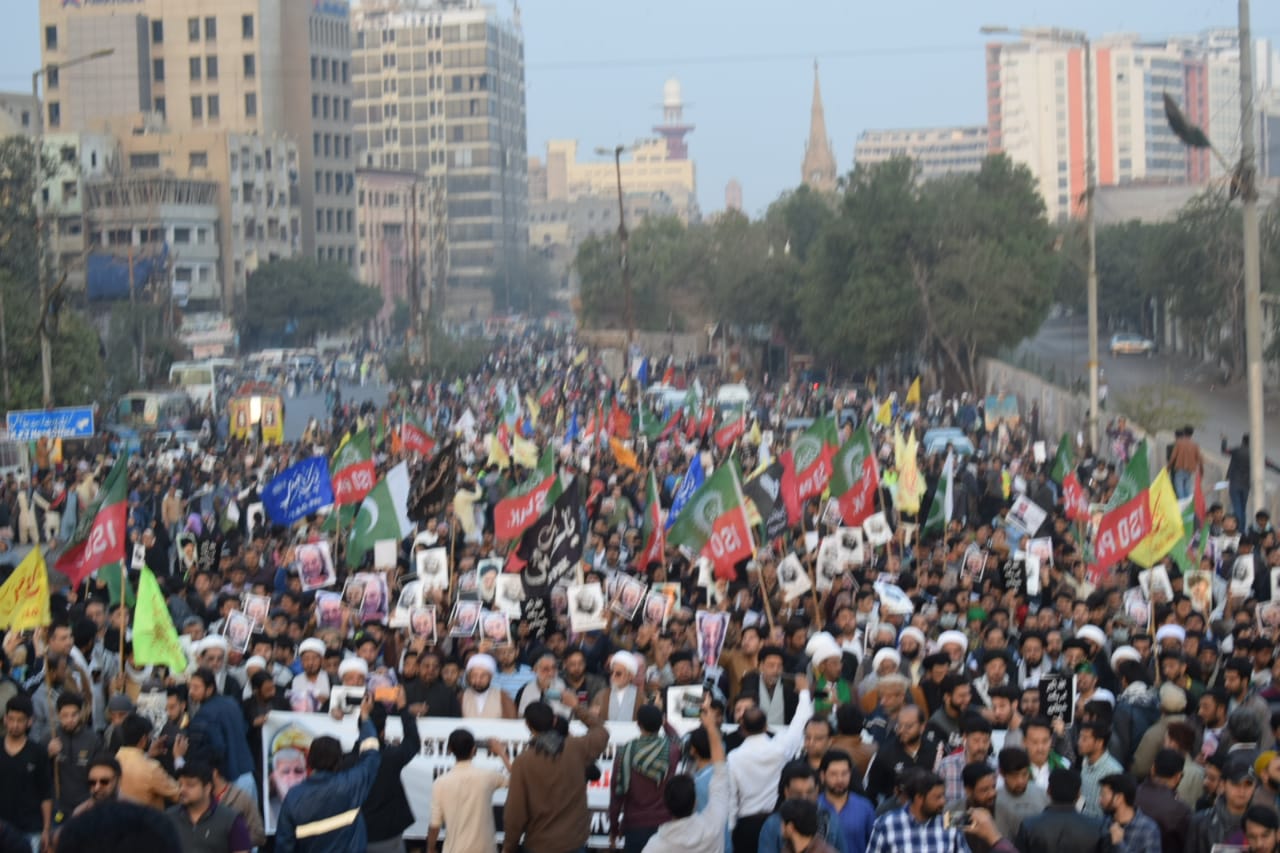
[609,703,682,852]
[426,728,510,853]
[1015,768,1106,852]
[166,760,253,853]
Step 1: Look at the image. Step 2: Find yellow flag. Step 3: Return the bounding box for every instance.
[0,547,50,632]
[747,419,762,447]
[1130,468,1186,567]
[512,434,539,469]
[525,394,541,424]
[876,399,893,426]
[555,406,565,430]
[897,430,925,516]
[610,437,639,471]
[906,377,921,406]
[486,433,510,469]
[573,348,588,367]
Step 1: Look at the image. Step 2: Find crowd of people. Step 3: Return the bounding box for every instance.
[0,330,1275,853]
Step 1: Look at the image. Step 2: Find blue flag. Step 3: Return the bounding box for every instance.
[665,453,705,530]
[262,456,334,525]
[564,412,579,445]
[637,357,649,388]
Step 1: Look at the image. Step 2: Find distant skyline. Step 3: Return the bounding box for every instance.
[5,0,1278,215]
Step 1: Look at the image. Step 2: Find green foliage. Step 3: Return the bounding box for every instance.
[0,137,105,410]
[1116,383,1205,435]
[385,327,487,381]
[101,302,182,397]
[243,258,381,350]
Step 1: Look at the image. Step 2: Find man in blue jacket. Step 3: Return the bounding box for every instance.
[276,693,383,853]
[188,667,257,802]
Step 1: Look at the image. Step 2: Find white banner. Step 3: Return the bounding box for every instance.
[261,711,645,842]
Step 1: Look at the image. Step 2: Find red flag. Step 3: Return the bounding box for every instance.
[837,455,879,527]
[56,454,128,588]
[401,414,435,456]
[538,383,557,408]
[698,405,715,438]
[331,431,376,506]
[609,404,631,439]
[637,472,666,570]
[496,420,512,453]
[494,448,561,542]
[1062,471,1090,522]
[779,416,840,523]
[1091,491,1152,577]
[1193,471,1207,522]
[662,365,675,386]
[713,413,747,452]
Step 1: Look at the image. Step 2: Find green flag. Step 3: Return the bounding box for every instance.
[101,561,135,608]
[331,429,375,506]
[347,462,413,566]
[133,566,187,673]
[1168,498,1200,574]
[668,460,754,578]
[1104,439,1151,510]
[1049,433,1074,484]
[924,451,955,536]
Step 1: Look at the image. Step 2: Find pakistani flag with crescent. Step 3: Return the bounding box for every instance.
[667,460,754,581]
[347,462,413,566]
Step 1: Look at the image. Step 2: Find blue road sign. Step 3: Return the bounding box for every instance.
[6,407,96,440]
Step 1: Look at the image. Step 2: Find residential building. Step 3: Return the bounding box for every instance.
[0,92,40,138]
[529,136,697,220]
[725,178,743,212]
[801,62,837,193]
[40,131,117,294]
[38,0,357,306]
[854,125,988,180]
[350,0,527,308]
[356,166,437,339]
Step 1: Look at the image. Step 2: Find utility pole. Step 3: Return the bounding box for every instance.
[597,144,633,346]
[1083,37,1100,454]
[1239,0,1266,516]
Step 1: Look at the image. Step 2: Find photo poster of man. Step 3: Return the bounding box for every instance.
[568,582,607,633]
[480,609,512,646]
[450,600,482,638]
[962,545,987,583]
[358,572,391,624]
[408,606,438,644]
[777,553,813,601]
[1185,569,1214,614]
[295,541,337,592]
[642,591,670,627]
[390,578,424,629]
[1138,566,1175,604]
[815,535,843,593]
[696,611,729,671]
[242,593,271,630]
[224,610,254,655]
[415,546,450,593]
[315,591,344,630]
[609,574,647,620]
[494,572,525,618]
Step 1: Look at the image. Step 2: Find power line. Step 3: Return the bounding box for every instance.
[526,43,979,72]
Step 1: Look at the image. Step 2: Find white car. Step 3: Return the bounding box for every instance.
[1109,333,1154,357]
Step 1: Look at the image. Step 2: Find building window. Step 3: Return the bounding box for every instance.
[206,95,219,118]
[46,68,58,90]
[129,152,159,169]
[311,95,318,118]
[206,56,218,79]
[47,102,60,128]
[189,57,201,81]
[152,59,164,82]
[245,92,257,117]
[243,54,255,78]
[321,58,328,81]
[45,26,57,50]
[153,96,165,116]
[151,19,163,44]
[191,95,203,119]
[242,14,254,39]
[188,17,200,42]
[189,152,207,169]
[310,57,317,80]
[204,16,216,41]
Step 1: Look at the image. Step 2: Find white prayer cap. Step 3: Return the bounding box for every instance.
[1076,625,1108,650]
[466,653,497,676]
[1091,688,1117,706]
[806,632,842,667]
[873,647,902,672]
[899,627,926,649]
[299,638,326,657]
[1155,624,1187,645]
[197,635,229,655]
[1110,645,1142,671]
[338,658,369,679]
[245,656,268,672]
[937,630,968,651]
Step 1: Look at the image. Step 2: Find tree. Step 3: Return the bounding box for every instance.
[243,258,380,349]
[0,137,105,410]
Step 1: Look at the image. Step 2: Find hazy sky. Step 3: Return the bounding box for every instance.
[5,1,1278,215]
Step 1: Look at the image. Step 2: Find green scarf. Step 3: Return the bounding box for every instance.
[618,733,672,795]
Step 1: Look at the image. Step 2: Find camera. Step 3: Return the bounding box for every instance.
[329,686,366,715]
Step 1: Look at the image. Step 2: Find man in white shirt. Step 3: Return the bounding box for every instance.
[728,674,812,853]
[289,638,330,712]
[427,727,510,853]
[643,702,729,853]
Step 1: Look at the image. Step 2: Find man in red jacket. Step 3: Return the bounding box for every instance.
[609,704,682,852]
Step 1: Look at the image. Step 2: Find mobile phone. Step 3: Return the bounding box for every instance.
[545,689,562,701]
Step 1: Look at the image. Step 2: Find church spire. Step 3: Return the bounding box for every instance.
[801,61,838,193]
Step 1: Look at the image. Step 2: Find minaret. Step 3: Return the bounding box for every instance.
[801,61,838,192]
[654,78,694,160]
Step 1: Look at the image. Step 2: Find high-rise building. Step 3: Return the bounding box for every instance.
[725,178,743,212]
[986,31,1276,220]
[530,137,697,220]
[801,62,837,193]
[38,0,356,310]
[854,126,988,180]
[349,0,527,306]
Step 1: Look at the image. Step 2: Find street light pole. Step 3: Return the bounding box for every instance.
[31,47,113,408]
[1238,0,1266,517]
[596,144,633,346]
[982,26,1098,449]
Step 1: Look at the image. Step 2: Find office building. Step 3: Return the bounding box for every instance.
[350,0,527,304]
[356,166,435,338]
[38,0,356,308]
[854,125,988,180]
[530,137,697,220]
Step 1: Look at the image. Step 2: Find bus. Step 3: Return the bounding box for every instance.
[169,361,218,411]
[111,391,193,432]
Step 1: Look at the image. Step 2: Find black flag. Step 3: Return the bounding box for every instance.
[516,478,584,599]
[744,461,789,541]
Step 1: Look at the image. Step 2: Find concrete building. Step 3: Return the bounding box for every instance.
[350,0,528,307]
[0,92,40,139]
[725,178,743,212]
[986,31,1277,220]
[356,166,434,338]
[39,131,119,295]
[529,137,697,221]
[801,62,837,193]
[38,0,357,291]
[854,125,988,180]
